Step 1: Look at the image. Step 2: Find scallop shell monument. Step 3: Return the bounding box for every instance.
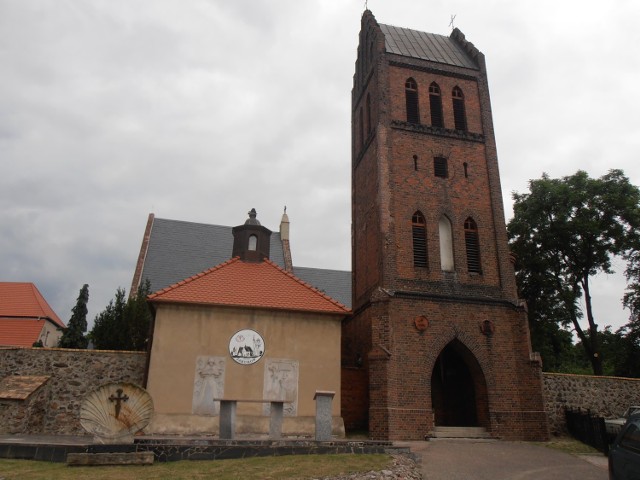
[80,382,154,444]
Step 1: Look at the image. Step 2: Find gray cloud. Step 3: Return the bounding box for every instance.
[1,0,637,336]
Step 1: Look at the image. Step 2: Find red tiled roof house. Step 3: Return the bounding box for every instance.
[0,282,65,348]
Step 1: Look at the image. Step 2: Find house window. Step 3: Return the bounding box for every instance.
[405,78,420,124]
[412,211,428,267]
[452,86,467,131]
[463,162,469,178]
[464,218,481,273]
[429,82,444,128]
[413,154,418,171]
[434,157,448,178]
[248,235,258,251]
[439,216,454,271]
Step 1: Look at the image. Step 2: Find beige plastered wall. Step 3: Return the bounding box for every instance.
[145,303,344,436]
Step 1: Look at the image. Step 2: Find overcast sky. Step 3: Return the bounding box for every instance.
[2,0,639,337]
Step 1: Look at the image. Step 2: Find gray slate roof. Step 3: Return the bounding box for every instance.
[293,267,351,309]
[380,23,478,70]
[138,217,352,309]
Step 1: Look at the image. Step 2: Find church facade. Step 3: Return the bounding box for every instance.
[342,11,549,441]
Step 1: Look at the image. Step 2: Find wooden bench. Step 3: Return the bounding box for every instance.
[213,398,286,440]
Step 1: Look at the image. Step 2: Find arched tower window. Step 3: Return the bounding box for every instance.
[452,86,467,131]
[248,234,258,251]
[405,78,420,124]
[464,218,481,273]
[439,216,454,271]
[412,211,428,267]
[429,82,444,128]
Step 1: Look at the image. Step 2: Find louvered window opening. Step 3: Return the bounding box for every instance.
[464,218,481,273]
[452,87,467,131]
[434,157,448,178]
[412,213,428,267]
[429,83,444,128]
[405,79,420,124]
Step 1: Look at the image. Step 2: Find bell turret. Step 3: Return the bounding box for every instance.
[231,208,272,262]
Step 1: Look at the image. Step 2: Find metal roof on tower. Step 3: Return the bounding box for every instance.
[379,23,479,70]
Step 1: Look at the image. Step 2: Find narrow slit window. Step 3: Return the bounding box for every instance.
[464,218,481,273]
[434,157,448,178]
[429,82,444,128]
[463,162,469,178]
[413,155,418,171]
[412,211,428,267]
[405,78,420,124]
[452,86,467,131]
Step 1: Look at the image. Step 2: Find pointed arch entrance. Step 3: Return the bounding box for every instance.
[431,340,489,427]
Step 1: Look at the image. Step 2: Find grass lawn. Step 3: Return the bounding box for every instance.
[0,453,391,480]
[538,436,603,455]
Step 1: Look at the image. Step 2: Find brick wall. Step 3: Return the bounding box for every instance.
[543,372,640,435]
[0,347,146,435]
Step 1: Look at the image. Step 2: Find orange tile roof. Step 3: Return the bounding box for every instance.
[0,318,46,347]
[0,282,65,328]
[148,258,350,315]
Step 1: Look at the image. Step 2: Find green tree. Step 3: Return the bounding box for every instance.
[125,280,153,351]
[58,284,89,349]
[89,281,152,351]
[508,169,640,375]
[90,287,127,350]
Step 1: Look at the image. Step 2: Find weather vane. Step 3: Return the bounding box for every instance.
[364,0,368,10]
[449,14,457,30]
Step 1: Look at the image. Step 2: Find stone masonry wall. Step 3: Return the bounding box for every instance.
[3,346,640,438]
[543,372,640,435]
[0,347,146,435]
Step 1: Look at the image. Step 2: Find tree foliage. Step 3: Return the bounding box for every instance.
[58,284,89,349]
[508,169,640,375]
[89,280,152,351]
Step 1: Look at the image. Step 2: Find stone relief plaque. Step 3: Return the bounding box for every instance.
[263,359,298,416]
[229,329,265,365]
[192,356,225,415]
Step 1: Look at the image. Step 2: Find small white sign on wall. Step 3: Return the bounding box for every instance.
[229,329,265,365]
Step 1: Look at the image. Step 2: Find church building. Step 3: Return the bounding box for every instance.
[342,11,548,441]
[131,10,549,442]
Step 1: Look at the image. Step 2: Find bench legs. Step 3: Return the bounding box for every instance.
[219,400,237,440]
[218,400,284,440]
[269,401,283,439]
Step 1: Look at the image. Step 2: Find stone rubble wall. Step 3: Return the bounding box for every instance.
[3,347,640,439]
[543,372,640,435]
[0,347,146,435]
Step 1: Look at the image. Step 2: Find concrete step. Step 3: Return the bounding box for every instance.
[430,426,491,439]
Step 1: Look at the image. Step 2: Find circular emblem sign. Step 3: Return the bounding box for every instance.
[229,329,265,365]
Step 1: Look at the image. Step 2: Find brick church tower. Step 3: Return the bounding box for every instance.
[342,10,549,441]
